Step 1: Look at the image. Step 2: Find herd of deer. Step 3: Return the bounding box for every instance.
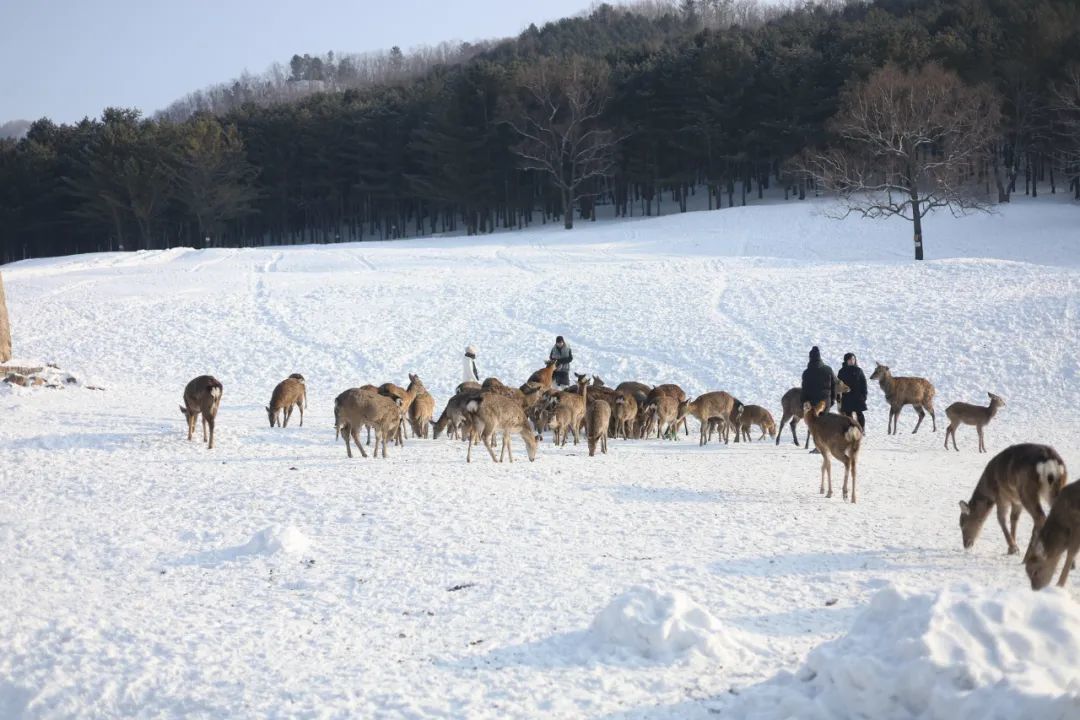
[177,358,1076,590]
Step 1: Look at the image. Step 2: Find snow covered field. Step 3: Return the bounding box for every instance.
[2,196,1079,718]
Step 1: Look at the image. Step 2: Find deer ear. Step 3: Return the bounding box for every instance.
[179,405,187,415]
[959,501,971,516]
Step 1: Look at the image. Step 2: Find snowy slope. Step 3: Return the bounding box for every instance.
[1,196,1079,718]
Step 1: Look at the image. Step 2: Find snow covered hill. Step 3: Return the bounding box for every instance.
[1,196,1079,717]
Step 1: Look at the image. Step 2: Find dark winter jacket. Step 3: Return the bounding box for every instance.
[838,364,868,413]
[549,344,573,371]
[801,359,837,407]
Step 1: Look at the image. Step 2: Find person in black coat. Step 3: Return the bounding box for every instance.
[801,346,837,408]
[801,346,838,453]
[837,352,868,431]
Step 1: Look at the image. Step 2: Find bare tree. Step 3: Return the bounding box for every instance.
[801,64,1000,260]
[1052,64,1080,199]
[503,55,623,229]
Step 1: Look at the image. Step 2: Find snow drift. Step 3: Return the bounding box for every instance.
[589,585,743,663]
[735,584,1080,720]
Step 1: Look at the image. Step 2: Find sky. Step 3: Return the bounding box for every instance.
[0,0,598,124]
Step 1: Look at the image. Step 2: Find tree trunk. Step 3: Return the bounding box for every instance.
[562,188,573,230]
[911,197,925,261]
[0,272,11,363]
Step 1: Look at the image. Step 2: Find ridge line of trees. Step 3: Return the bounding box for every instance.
[1,0,1079,263]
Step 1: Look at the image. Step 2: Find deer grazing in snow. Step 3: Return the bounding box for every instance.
[180,375,223,449]
[869,362,937,435]
[266,376,305,428]
[959,443,1067,558]
[802,400,863,503]
[287,373,307,409]
[462,392,538,463]
[334,388,404,459]
[1026,480,1080,589]
[737,405,776,442]
[944,392,1005,453]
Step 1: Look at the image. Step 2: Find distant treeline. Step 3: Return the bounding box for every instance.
[1,0,1079,263]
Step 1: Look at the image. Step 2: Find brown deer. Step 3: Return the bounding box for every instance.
[180,375,223,449]
[944,392,1005,453]
[266,377,305,428]
[776,388,805,447]
[1026,480,1080,589]
[462,392,538,463]
[287,373,307,409]
[542,375,590,445]
[527,359,558,389]
[616,381,652,397]
[406,374,436,438]
[456,381,482,394]
[613,391,639,440]
[738,405,777,441]
[587,399,612,457]
[641,394,680,439]
[959,443,1067,558]
[676,392,741,445]
[869,363,937,435]
[334,388,403,459]
[432,389,481,441]
[802,401,863,503]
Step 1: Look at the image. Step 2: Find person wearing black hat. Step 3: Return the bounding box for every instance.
[549,336,573,387]
[801,346,838,453]
[837,352,868,431]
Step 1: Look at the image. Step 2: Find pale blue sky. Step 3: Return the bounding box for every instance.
[0,0,594,124]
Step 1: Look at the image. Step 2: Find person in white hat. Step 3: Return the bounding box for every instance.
[463,345,480,383]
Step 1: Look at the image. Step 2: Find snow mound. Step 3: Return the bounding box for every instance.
[739,584,1080,720]
[232,525,312,557]
[588,585,741,662]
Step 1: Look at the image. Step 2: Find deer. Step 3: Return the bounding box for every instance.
[802,400,863,503]
[676,392,742,446]
[379,381,419,445]
[542,375,590,445]
[587,399,612,456]
[456,381,482,394]
[643,394,681,440]
[180,375,223,449]
[737,405,777,442]
[869,362,937,435]
[959,443,1067,558]
[266,376,305,428]
[648,384,690,436]
[776,380,851,449]
[406,374,436,438]
[334,388,403,459]
[944,392,1005,453]
[613,391,639,440]
[615,381,652,397]
[462,392,538,463]
[776,388,805,447]
[1026,480,1080,589]
[287,373,307,409]
[432,389,482,441]
[527,359,558,389]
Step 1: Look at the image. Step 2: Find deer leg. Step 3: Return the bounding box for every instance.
[996,503,1019,554]
[821,454,832,497]
[912,406,925,434]
[927,403,937,432]
[342,424,354,458]
[485,432,499,463]
[506,432,514,463]
[849,457,857,504]
[791,418,799,446]
[977,425,985,453]
[356,427,371,458]
[366,426,372,446]
[207,417,215,449]
[841,457,850,501]
[1057,545,1079,587]
[297,401,304,428]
